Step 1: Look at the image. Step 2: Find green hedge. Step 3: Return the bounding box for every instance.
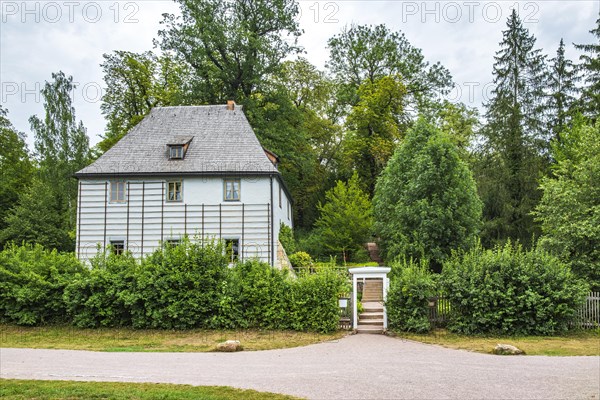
[386,259,436,333]
[0,243,85,325]
[1,241,344,333]
[441,242,589,335]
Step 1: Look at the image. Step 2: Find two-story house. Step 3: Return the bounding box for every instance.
[75,102,293,266]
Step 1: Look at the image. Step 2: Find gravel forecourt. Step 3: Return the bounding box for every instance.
[1,334,598,399]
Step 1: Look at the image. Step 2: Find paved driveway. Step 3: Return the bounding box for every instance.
[1,334,598,399]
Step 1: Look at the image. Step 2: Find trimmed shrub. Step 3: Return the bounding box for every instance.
[0,243,85,325]
[131,239,228,329]
[63,250,137,328]
[386,259,436,333]
[441,242,589,335]
[215,259,289,329]
[289,267,345,333]
[288,251,314,271]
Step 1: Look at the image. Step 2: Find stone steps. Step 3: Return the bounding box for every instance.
[356,325,384,334]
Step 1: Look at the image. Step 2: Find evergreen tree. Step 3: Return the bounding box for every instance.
[373,119,482,272]
[477,10,548,246]
[315,172,373,262]
[574,14,600,119]
[546,39,579,141]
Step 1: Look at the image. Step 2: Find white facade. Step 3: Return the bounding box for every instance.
[76,175,293,265]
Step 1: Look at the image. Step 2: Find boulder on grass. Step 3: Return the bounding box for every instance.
[493,344,524,355]
[216,340,243,352]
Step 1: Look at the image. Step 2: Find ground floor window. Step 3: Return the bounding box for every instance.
[225,238,239,263]
[110,240,125,255]
[165,239,181,247]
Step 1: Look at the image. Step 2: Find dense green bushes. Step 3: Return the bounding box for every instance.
[1,241,344,333]
[386,259,436,333]
[0,243,85,325]
[441,243,589,335]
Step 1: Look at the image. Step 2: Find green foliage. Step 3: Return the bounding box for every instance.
[373,118,482,271]
[574,14,600,119]
[131,239,229,329]
[441,242,589,335]
[215,260,289,329]
[215,260,344,332]
[327,23,453,111]
[63,249,137,328]
[477,10,548,247]
[4,71,90,252]
[98,51,188,152]
[3,239,341,333]
[278,223,296,255]
[157,0,301,101]
[289,266,345,332]
[1,179,73,251]
[315,172,373,262]
[386,259,436,333]
[535,120,600,291]
[288,251,314,271]
[0,243,84,325]
[0,106,34,236]
[343,75,407,193]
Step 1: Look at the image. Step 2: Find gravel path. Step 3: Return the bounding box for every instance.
[1,334,598,399]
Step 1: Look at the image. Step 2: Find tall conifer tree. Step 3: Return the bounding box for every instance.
[546,39,579,141]
[574,14,600,119]
[477,10,548,246]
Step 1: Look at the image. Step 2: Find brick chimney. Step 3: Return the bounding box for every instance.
[227,100,235,111]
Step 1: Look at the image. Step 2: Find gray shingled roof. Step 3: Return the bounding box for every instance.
[76,105,279,176]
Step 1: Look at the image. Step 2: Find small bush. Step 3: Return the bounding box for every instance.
[288,251,314,271]
[386,259,436,333]
[441,242,589,335]
[0,243,85,325]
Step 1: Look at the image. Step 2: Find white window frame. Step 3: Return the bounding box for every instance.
[109,181,126,203]
[223,179,241,201]
[167,180,183,202]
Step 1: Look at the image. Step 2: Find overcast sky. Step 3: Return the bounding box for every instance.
[1,0,598,148]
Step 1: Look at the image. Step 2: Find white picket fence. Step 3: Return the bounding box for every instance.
[574,292,600,329]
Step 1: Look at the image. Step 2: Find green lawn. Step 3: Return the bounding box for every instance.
[393,328,600,356]
[0,324,346,352]
[0,379,300,399]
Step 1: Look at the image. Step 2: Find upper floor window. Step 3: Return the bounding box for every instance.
[279,186,282,208]
[167,136,193,160]
[167,181,183,202]
[110,181,126,203]
[169,145,184,159]
[224,179,240,201]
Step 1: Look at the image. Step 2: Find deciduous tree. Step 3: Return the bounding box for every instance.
[374,119,482,271]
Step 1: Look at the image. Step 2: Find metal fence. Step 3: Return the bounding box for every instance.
[427,292,600,329]
[573,292,600,329]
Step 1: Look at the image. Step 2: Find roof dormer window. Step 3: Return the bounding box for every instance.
[169,145,184,159]
[167,136,193,160]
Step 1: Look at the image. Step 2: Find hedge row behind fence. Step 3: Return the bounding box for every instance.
[386,242,590,335]
[1,241,345,333]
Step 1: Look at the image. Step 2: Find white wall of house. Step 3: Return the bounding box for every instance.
[76,175,293,265]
